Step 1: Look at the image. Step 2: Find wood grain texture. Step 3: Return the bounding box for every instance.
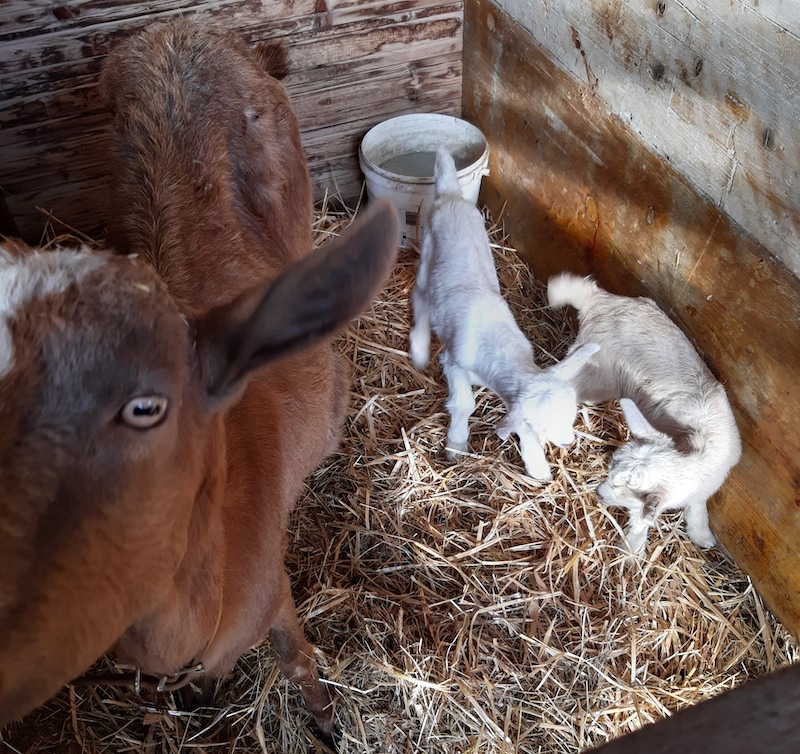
[0,0,462,240]
[464,0,800,636]
[483,0,800,280]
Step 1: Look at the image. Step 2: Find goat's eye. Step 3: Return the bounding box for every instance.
[120,396,169,429]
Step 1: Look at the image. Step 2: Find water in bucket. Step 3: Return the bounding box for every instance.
[381,150,473,178]
[359,114,490,248]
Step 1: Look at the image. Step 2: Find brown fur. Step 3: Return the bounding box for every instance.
[0,19,398,737]
[253,40,291,81]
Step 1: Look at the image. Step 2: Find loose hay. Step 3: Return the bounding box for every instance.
[3,202,797,754]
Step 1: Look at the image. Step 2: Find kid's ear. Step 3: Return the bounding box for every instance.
[196,199,399,404]
[642,489,667,521]
[550,342,600,381]
[619,398,666,443]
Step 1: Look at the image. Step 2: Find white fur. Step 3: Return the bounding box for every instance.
[409,148,600,481]
[548,273,742,553]
[0,246,104,379]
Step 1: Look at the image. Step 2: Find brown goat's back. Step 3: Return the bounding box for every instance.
[101,20,313,311]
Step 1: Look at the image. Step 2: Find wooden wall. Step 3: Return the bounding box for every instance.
[463,0,800,636]
[482,0,800,280]
[0,0,462,242]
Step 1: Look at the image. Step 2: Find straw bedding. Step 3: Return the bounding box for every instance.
[3,204,797,754]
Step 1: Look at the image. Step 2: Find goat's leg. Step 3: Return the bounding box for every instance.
[516,427,552,481]
[622,506,651,556]
[409,286,431,369]
[269,573,334,739]
[409,233,433,369]
[440,355,475,459]
[684,499,716,549]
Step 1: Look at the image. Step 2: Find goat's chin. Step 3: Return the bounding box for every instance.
[595,482,615,506]
[596,482,637,510]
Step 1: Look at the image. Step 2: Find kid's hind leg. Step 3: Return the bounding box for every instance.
[269,572,335,741]
[409,232,433,369]
[440,352,475,459]
[409,286,432,369]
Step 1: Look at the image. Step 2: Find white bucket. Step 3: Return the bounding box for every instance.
[359,114,490,248]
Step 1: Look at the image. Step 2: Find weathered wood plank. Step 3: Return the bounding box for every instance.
[0,19,461,130]
[483,0,800,279]
[0,0,462,240]
[1,53,461,175]
[0,1,462,76]
[464,0,800,635]
[0,0,450,39]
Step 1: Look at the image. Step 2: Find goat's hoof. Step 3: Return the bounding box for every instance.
[443,444,468,462]
[690,531,716,549]
[314,715,340,751]
[524,468,552,483]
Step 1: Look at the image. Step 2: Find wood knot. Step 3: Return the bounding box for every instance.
[52,5,77,20]
[651,62,665,82]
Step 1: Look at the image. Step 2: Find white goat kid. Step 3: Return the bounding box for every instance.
[410,148,599,481]
[548,273,742,553]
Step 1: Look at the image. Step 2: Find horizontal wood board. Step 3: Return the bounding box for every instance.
[0,0,462,240]
[464,0,800,636]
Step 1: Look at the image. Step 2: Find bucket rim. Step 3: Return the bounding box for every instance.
[359,113,489,186]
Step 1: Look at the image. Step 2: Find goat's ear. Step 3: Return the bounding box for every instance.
[196,199,399,403]
[642,489,666,520]
[550,342,600,381]
[619,398,663,442]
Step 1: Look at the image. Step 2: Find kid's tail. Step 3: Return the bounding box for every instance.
[547,273,599,312]
[434,146,463,198]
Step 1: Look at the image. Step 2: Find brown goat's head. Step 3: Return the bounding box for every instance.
[0,199,399,725]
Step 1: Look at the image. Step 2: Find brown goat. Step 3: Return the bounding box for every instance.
[0,20,398,737]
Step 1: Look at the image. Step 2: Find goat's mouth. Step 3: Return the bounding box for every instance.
[595,482,621,507]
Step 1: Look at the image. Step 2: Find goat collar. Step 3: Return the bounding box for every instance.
[71,595,225,695]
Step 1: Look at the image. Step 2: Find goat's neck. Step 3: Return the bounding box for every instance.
[682,399,740,466]
[475,345,540,407]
